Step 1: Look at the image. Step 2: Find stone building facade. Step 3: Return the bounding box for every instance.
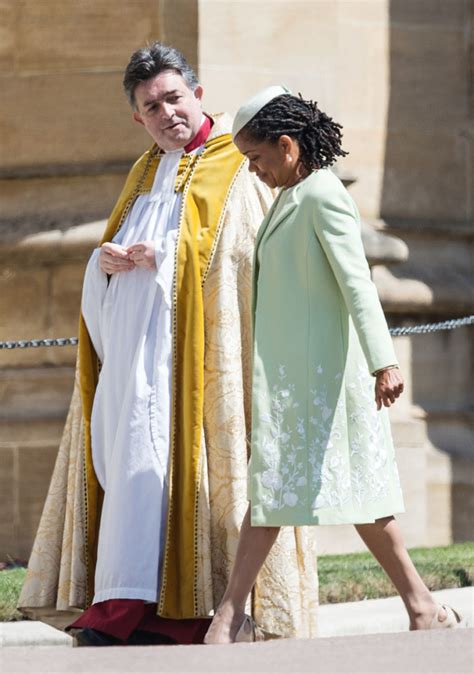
[0,1,472,560]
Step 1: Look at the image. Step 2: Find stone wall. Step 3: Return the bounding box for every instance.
[0,0,472,561]
[199,0,392,218]
[0,225,99,559]
[0,1,162,234]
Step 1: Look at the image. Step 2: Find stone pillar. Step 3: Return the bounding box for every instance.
[376,0,474,546]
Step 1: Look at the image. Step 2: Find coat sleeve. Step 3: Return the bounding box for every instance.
[309,173,398,374]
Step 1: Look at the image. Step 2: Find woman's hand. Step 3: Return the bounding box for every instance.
[99,242,135,274]
[375,367,404,410]
[126,241,157,270]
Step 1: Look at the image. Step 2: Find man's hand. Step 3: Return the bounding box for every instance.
[375,367,404,411]
[126,241,157,270]
[99,242,135,274]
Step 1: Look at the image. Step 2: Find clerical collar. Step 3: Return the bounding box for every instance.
[184,115,213,153]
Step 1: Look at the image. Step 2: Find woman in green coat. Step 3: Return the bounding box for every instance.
[205,87,461,643]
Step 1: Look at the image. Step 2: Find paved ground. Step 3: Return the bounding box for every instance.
[1,587,472,672]
[318,586,473,637]
[2,628,473,673]
[2,586,472,647]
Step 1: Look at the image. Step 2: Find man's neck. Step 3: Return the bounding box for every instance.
[184,115,213,153]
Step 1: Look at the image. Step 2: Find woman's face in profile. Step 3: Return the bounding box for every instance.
[235,133,298,189]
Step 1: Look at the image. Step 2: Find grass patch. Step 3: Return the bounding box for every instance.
[319,542,474,604]
[1,543,472,619]
[0,567,27,621]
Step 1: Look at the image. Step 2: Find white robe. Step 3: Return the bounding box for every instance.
[81,149,185,603]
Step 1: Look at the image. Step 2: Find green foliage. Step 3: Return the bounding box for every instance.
[319,542,474,604]
[0,567,27,621]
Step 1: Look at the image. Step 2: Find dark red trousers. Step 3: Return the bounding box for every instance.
[69,599,211,644]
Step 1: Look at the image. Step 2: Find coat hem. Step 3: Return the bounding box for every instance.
[250,502,405,527]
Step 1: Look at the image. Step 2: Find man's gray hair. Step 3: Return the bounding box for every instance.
[123,41,198,109]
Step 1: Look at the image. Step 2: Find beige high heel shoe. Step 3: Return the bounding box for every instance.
[234,615,264,642]
[429,604,462,629]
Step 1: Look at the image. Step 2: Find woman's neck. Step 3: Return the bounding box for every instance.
[282,161,311,189]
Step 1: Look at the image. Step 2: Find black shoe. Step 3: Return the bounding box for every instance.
[126,630,176,646]
[74,627,124,647]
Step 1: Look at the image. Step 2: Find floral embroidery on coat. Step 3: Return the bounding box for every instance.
[255,364,401,513]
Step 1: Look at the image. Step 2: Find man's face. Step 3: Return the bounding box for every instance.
[133,70,204,151]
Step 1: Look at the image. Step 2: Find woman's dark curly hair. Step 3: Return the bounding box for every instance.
[240,94,348,171]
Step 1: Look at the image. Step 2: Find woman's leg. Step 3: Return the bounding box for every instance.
[204,507,280,644]
[355,516,443,629]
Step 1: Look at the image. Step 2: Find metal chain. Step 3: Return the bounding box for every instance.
[0,337,78,350]
[0,316,473,350]
[388,315,474,336]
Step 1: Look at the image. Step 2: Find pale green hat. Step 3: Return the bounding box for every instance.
[232,85,292,140]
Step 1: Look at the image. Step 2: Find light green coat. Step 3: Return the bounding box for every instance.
[249,169,405,526]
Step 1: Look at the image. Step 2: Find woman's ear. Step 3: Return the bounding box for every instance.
[278,135,293,154]
[279,135,300,163]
